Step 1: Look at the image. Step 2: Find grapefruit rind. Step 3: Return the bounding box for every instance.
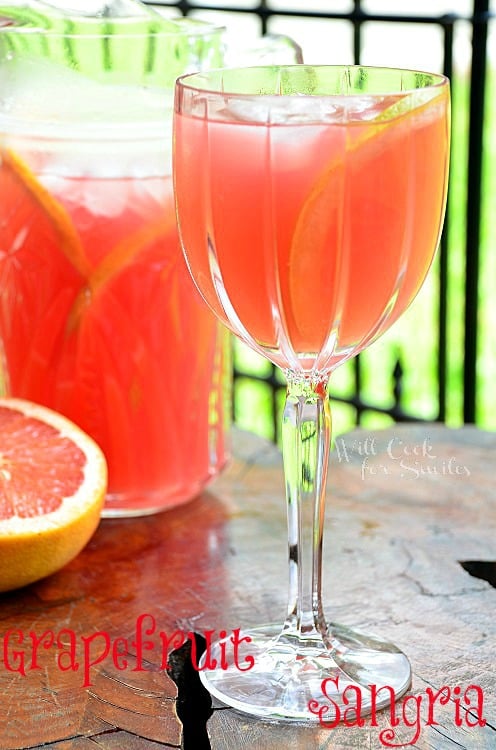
[67,213,175,329]
[1,148,92,279]
[288,89,447,349]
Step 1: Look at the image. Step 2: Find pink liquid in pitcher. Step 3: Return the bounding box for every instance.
[0,131,230,515]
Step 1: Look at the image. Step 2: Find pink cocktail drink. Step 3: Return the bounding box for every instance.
[175,88,449,371]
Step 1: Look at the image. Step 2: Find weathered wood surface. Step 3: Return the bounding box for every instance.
[0,425,494,749]
[207,424,496,749]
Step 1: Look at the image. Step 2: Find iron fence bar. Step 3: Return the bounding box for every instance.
[151,3,494,26]
[353,0,362,65]
[234,366,430,442]
[463,0,489,423]
[352,357,362,424]
[351,0,362,426]
[259,0,268,36]
[437,17,455,422]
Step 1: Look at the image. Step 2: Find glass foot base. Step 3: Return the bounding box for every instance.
[199,623,411,722]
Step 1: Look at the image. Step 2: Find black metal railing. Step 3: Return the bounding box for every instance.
[149,0,494,441]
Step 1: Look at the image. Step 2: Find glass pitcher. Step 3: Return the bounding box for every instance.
[0,0,301,516]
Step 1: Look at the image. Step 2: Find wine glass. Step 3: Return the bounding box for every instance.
[173,65,450,722]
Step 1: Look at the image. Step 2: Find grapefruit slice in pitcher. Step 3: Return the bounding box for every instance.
[0,398,107,592]
[0,148,91,278]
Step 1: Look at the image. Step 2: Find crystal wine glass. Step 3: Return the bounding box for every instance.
[173,65,450,722]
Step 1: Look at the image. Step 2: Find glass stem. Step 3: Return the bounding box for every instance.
[280,372,331,645]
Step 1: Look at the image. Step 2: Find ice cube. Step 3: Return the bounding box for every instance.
[39,0,159,18]
[0,53,169,129]
[0,0,165,21]
[0,0,179,30]
[220,94,346,126]
[0,46,173,179]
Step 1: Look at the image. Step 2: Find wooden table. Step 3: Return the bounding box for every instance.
[0,424,495,750]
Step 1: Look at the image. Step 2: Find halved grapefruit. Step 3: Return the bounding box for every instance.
[0,398,107,592]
